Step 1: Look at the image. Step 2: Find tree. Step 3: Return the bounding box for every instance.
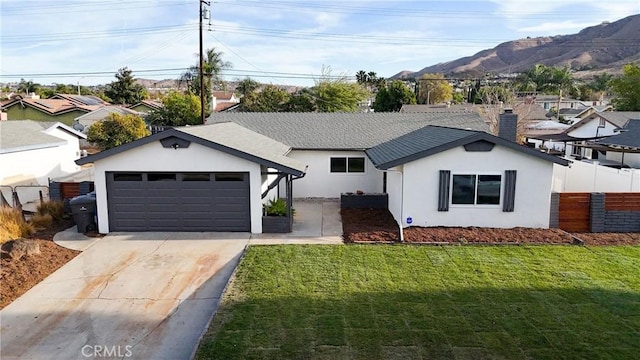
[516,64,576,95]
[284,89,317,112]
[355,70,386,91]
[236,77,259,97]
[87,113,149,150]
[610,63,640,111]
[373,80,416,112]
[180,48,232,113]
[239,85,291,112]
[146,91,201,126]
[417,73,453,104]
[104,67,148,105]
[312,68,369,112]
[17,79,39,94]
[476,85,532,143]
[589,73,613,102]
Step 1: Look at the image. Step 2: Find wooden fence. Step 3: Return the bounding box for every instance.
[555,192,640,232]
[558,193,591,232]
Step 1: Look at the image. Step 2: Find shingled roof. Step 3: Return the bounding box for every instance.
[366,125,570,170]
[207,112,488,150]
[593,119,640,150]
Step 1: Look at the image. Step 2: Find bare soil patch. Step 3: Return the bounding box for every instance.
[341,208,400,243]
[341,208,639,246]
[0,219,80,309]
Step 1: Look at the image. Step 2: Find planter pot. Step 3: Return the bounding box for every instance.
[262,216,291,233]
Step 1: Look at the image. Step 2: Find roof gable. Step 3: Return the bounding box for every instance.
[366,125,570,170]
[76,123,306,176]
[0,120,70,153]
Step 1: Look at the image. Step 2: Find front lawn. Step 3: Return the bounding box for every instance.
[196,245,640,359]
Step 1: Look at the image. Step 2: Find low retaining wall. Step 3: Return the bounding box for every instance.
[340,193,388,209]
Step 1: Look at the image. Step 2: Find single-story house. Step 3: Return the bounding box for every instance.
[74,106,143,132]
[587,118,640,168]
[0,120,86,205]
[78,111,570,234]
[366,115,570,229]
[128,100,163,115]
[76,122,306,234]
[1,96,105,125]
[207,112,489,198]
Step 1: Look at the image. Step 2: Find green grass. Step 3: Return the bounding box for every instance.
[196,245,640,360]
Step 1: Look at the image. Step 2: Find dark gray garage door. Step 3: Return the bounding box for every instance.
[106,172,250,231]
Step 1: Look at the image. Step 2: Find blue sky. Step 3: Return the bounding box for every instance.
[1,0,638,87]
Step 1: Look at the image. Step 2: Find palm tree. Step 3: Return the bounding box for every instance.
[179,48,232,112]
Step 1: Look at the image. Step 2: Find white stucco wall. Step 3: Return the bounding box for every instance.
[395,145,555,228]
[284,150,383,198]
[0,127,82,205]
[386,168,403,225]
[92,141,263,234]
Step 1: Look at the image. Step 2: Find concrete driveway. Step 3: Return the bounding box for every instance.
[0,232,248,360]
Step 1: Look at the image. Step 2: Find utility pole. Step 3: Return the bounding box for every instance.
[199,0,210,124]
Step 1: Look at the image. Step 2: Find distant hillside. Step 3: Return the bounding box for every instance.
[393,14,640,79]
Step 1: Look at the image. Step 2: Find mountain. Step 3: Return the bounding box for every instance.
[392,14,640,79]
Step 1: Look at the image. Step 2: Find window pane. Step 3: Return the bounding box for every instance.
[182,173,210,181]
[215,173,245,181]
[452,175,475,204]
[330,158,347,173]
[113,173,142,181]
[348,157,365,172]
[477,175,501,205]
[148,173,176,181]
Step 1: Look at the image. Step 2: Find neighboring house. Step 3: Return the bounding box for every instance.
[74,106,143,132]
[211,91,240,112]
[365,115,570,229]
[527,111,640,159]
[534,95,591,111]
[207,112,489,198]
[0,120,86,204]
[49,94,109,107]
[129,100,163,115]
[0,96,105,125]
[588,119,640,168]
[76,122,306,234]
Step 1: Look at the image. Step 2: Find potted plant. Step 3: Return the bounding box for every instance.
[262,198,292,233]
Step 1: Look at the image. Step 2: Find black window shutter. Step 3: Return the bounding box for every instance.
[438,170,451,211]
[503,170,517,212]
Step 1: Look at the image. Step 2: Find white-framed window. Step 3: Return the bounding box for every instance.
[451,174,501,205]
[598,118,606,128]
[330,157,365,173]
[571,141,582,156]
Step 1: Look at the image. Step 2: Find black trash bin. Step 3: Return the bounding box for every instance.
[69,192,97,233]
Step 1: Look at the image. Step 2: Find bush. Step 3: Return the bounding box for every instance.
[263,198,289,217]
[37,200,65,222]
[0,207,34,243]
[30,213,53,229]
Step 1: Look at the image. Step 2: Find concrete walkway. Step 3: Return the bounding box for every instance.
[249,199,343,245]
[1,233,248,360]
[2,198,343,359]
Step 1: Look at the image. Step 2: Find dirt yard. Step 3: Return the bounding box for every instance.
[0,219,80,309]
[341,208,640,246]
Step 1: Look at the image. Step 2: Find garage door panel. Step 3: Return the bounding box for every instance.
[107,172,250,232]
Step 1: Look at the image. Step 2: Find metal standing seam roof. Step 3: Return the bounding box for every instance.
[206,112,489,150]
[76,122,307,176]
[366,125,570,170]
[0,120,70,153]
